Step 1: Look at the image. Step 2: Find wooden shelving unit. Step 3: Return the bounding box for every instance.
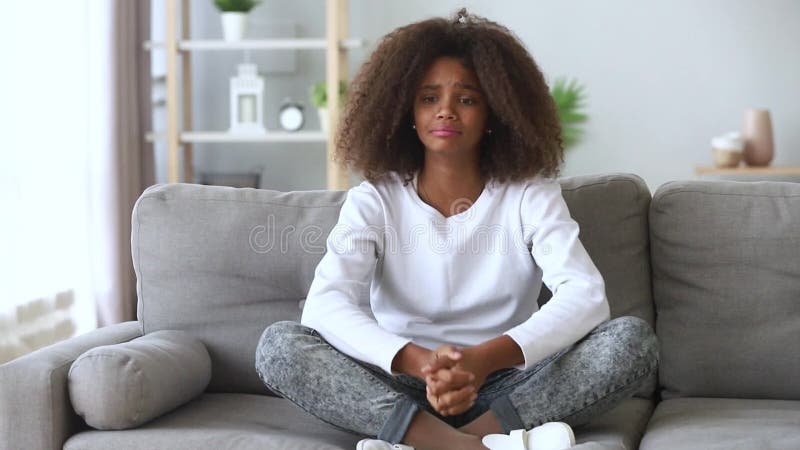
[145,38,364,51]
[148,0,358,189]
[147,131,327,143]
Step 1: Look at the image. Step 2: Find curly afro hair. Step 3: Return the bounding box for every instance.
[335,8,564,185]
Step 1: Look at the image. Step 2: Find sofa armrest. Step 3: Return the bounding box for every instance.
[0,321,142,450]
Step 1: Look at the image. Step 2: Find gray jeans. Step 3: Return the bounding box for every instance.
[255,316,658,444]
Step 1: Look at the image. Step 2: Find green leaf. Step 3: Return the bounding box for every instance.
[213,0,261,13]
[309,81,349,109]
[560,112,588,124]
[550,76,589,150]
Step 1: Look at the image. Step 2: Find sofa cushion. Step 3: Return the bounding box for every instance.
[650,180,800,400]
[63,393,364,450]
[639,397,800,450]
[545,174,657,399]
[63,393,649,450]
[132,184,346,394]
[548,173,654,326]
[68,330,211,430]
[574,397,655,450]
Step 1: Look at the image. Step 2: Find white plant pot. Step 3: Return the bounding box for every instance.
[317,108,329,134]
[221,12,247,42]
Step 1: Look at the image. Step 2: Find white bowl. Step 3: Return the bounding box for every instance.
[712,148,743,168]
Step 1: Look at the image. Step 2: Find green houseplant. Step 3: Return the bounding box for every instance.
[550,77,588,149]
[310,81,348,133]
[213,0,261,42]
[213,0,261,12]
[310,81,348,109]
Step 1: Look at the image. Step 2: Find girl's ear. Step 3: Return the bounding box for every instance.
[486,112,500,132]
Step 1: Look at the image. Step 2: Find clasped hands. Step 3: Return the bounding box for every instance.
[421,345,489,417]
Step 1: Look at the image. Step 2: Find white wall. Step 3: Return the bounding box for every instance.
[153,0,800,192]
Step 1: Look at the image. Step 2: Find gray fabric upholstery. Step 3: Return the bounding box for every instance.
[0,321,142,450]
[574,397,655,450]
[650,180,800,400]
[63,393,363,450]
[550,174,658,399]
[640,397,800,450]
[69,330,211,430]
[571,444,626,450]
[63,394,649,450]
[10,174,799,449]
[132,175,657,398]
[131,183,347,394]
[545,173,654,327]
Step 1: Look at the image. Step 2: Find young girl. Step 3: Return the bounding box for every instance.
[256,8,658,450]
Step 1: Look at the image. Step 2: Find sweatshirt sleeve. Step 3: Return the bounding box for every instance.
[503,178,610,370]
[300,183,411,375]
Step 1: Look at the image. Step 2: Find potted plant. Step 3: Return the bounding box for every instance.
[213,0,261,42]
[310,80,348,133]
[550,77,588,149]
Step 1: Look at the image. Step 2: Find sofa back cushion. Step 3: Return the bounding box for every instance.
[540,173,654,327]
[650,180,800,400]
[132,184,345,394]
[132,174,654,395]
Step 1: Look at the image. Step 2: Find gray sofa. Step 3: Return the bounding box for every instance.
[2,173,798,450]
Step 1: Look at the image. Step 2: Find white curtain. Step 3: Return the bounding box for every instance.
[0,1,115,339]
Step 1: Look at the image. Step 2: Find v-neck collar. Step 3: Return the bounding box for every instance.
[409,170,491,222]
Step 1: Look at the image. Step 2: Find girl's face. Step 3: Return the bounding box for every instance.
[412,56,489,161]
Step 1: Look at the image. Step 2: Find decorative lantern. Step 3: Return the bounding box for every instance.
[229,63,266,134]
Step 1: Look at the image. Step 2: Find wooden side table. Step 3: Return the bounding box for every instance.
[694,166,800,182]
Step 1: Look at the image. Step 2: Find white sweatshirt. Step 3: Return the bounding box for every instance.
[301,171,609,375]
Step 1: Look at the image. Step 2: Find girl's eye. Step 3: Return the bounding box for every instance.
[419,95,477,105]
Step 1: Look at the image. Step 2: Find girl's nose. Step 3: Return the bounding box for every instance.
[436,108,456,120]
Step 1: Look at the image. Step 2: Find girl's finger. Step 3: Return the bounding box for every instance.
[436,384,476,410]
[444,394,477,416]
[422,347,462,374]
[428,368,474,390]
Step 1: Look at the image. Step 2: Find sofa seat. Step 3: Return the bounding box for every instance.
[64,393,362,450]
[63,392,653,450]
[640,397,800,450]
[575,397,655,449]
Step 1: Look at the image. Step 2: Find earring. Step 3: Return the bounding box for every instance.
[486,129,493,134]
[412,124,416,129]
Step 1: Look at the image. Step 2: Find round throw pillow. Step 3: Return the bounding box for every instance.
[68,329,211,430]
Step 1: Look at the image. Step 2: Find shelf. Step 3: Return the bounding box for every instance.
[144,38,365,51]
[155,0,352,188]
[147,131,327,143]
[695,166,800,175]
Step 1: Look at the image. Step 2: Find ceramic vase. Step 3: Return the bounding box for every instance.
[318,108,329,133]
[221,12,247,42]
[742,108,774,166]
